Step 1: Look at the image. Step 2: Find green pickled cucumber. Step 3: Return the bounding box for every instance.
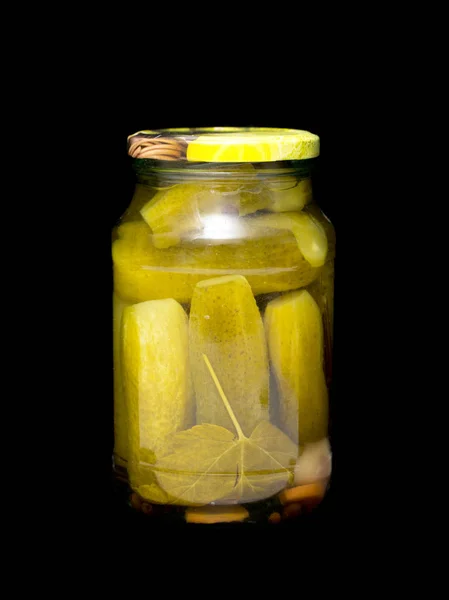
[139,178,268,247]
[235,176,312,216]
[307,261,334,341]
[200,165,262,216]
[304,204,336,260]
[207,164,271,216]
[211,170,313,216]
[119,184,157,223]
[140,184,205,248]
[121,298,194,489]
[236,187,271,216]
[267,177,312,212]
[112,221,321,303]
[264,290,328,445]
[190,275,269,436]
[304,205,335,383]
[247,212,328,267]
[113,293,130,467]
[307,261,334,387]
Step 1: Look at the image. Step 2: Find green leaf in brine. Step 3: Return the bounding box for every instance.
[155,355,298,506]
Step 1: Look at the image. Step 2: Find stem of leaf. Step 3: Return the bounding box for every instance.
[202,353,245,440]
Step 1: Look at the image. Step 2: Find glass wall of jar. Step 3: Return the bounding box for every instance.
[112,128,335,525]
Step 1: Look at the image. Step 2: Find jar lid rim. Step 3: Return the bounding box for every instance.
[127,127,320,163]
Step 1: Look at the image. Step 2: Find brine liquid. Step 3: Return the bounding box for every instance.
[112,183,334,524]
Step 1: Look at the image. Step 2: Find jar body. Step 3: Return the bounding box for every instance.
[112,138,334,524]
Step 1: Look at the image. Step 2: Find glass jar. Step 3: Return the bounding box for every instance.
[112,128,335,525]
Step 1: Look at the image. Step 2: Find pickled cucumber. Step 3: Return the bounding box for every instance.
[121,183,157,223]
[139,178,269,247]
[209,174,312,216]
[304,205,335,384]
[264,290,328,444]
[202,164,271,216]
[307,262,334,386]
[113,293,130,467]
[236,186,271,216]
[121,298,194,488]
[230,177,312,216]
[304,204,336,260]
[190,275,269,436]
[112,221,321,303]
[140,184,205,248]
[267,177,312,212]
[307,261,334,342]
[248,212,328,267]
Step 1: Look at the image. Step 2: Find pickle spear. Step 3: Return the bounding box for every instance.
[113,293,130,467]
[140,184,205,248]
[121,298,194,489]
[190,275,269,436]
[264,290,328,445]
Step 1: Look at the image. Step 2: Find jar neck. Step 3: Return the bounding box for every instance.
[132,159,317,187]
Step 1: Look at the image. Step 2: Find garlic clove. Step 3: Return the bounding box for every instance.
[294,438,332,486]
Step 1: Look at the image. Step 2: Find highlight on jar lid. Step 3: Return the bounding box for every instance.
[127,127,320,163]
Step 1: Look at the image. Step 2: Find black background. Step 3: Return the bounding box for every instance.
[9,12,421,574]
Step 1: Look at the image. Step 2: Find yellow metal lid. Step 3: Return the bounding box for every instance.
[127,127,319,163]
